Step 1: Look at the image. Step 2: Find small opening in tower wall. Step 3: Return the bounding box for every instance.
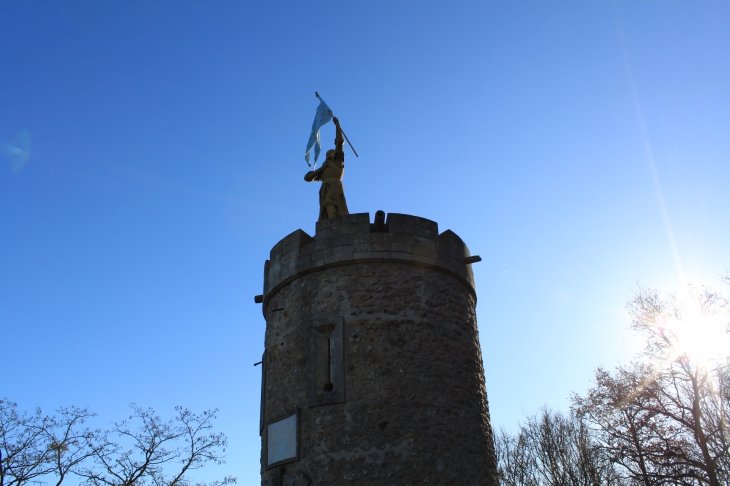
[308,319,345,407]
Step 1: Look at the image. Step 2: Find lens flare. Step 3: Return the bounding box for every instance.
[2,130,31,173]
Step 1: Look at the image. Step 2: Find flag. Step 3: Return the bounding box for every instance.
[304,97,332,167]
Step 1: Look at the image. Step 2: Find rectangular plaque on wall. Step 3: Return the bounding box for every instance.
[266,410,298,468]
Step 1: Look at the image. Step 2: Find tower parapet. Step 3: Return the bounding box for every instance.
[263,212,477,311]
[258,212,497,486]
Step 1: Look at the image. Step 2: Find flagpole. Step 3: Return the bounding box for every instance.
[316,92,359,158]
[338,125,359,158]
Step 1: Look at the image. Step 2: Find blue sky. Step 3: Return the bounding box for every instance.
[2,1,729,484]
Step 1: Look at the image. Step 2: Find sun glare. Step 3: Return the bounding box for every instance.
[655,288,730,369]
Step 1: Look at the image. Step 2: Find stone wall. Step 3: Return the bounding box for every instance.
[258,213,498,486]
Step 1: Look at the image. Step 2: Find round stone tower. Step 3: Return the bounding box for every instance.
[256,212,497,486]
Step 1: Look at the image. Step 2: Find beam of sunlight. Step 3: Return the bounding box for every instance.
[615,24,686,286]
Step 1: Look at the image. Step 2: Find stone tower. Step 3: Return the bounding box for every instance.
[256,212,498,486]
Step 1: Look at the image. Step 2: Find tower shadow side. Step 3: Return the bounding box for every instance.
[259,212,498,486]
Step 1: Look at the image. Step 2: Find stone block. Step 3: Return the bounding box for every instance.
[352,251,385,260]
[299,241,316,257]
[382,251,413,261]
[412,253,439,269]
[353,238,397,253]
[412,239,438,259]
[270,229,313,261]
[315,213,370,235]
[388,222,438,239]
[332,221,372,238]
[355,231,390,245]
[321,234,356,249]
[437,230,469,260]
[386,213,439,233]
[389,232,418,248]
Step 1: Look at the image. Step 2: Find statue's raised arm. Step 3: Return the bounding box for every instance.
[333,117,344,167]
[303,116,350,220]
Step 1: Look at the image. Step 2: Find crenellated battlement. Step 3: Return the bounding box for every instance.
[262,212,478,310]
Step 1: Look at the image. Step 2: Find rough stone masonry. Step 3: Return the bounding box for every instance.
[257,212,498,486]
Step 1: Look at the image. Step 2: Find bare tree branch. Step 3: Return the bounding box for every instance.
[78,405,234,486]
[2,401,234,486]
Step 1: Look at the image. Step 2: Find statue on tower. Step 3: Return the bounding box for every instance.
[304,116,350,220]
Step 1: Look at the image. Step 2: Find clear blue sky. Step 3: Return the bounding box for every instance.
[2,2,729,484]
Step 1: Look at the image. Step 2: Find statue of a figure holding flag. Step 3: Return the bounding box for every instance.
[304,93,356,221]
[304,116,349,220]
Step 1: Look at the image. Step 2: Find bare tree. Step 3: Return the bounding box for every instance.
[495,425,539,486]
[495,407,625,486]
[0,399,97,486]
[78,405,235,486]
[573,363,695,485]
[574,281,730,486]
[1,401,235,486]
[44,407,101,486]
[715,359,730,482]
